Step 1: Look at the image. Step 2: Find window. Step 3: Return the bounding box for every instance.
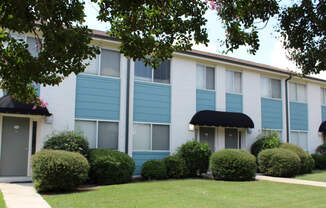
[289,82,307,102]
[197,64,215,90]
[225,128,241,149]
[27,37,40,57]
[75,120,119,150]
[321,88,326,105]
[133,124,170,151]
[262,129,282,140]
[290,131,308,151]
[226,70,242,93]
[134,60,170,84]
[261,77,281,99]
[100,49,120,77]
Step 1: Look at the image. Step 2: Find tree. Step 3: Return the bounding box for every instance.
[0,0,325,105]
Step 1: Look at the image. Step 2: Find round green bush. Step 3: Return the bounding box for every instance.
[250,133,281,157]
[302,154,315,173]
[31,150,89,192]
[177,141,212,177]
[89,149,135,185]
[164,155,189,178]
[316,144,326,154]
[141,160,167,180]
[311,153,326,169]
[258,148,300,177]
[43,131,89,158]
[210,149,257,181]
[280,143,311,173]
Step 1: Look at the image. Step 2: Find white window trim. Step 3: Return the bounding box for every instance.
[98,48,121,78]
[134,61,171,85]
[261,76,282,100]
[75,118,120,149]
[226,69,242,94]
[196,64,216,91]
[289,82,307,103]
[133,122,170,152]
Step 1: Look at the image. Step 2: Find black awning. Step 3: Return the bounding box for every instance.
[319,121,326,132]
[0,96,51,116]
[190,110,254,128]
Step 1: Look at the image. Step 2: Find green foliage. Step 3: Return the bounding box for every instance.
[316,144,326,154]
[258,148,300,177]
[0,0,98,104]
[303,154,315,173]
[141,160,167,180]
[177,140,212,177]
[311,154,326,170]
[164,155,189,179]
[250,133,281,157]
[280,143,312,174]
[94,0,209,68]
[210,149,256,181]
[43,131,89,158]
[31,150,89,192]
[88,149,135,185]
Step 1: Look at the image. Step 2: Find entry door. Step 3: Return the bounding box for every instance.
[225,128,241,149]
[0,117,30,176]
[200,127,215,152]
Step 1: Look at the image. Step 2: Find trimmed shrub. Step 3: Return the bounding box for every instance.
[316,144,326,154]
[177,141,212,177]
[141,160,167,180]
[31,150,89,192]
[210,149,256,181]
[258,148,300,177]
[89,149,135,185]
[311,153,326,169]
[302,154,315,173]
[164,155,189,178]
[43,131,89,158]
[250,132,281,157]
[280,143,311,173]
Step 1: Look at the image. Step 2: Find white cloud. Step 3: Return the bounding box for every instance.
[270,40,297,72]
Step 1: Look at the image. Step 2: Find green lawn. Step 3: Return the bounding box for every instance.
[45,179,326,208]
[0,191,5,208]
[296,170,326,182]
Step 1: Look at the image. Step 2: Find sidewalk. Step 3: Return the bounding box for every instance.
[256,175,326,188]
[0,183,50,208]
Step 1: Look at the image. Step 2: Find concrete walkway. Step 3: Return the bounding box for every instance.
[256,175,326,188]
[0,183,51,208]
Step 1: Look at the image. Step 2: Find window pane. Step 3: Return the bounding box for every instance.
[133,124,151,150]
[226,70,233,92]
[297,84,306,102]
[84,55,99,74]
[27,37,40,57]
[261,77,270,97]
[206,67,215,90]
[98,122,119,150]
[10,33,24,42]
[75,121,96,148]
[289,83,297,101]
[196,65,205,89]
[322,89,326,105]
[100,49,120,77]
[291,132,308,151]
[271,79,281,99]
[234,72,242,93]
[152,125,170,150]
[154,61,170,84]
[135,60,152,82]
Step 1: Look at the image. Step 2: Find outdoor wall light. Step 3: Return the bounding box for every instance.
[188,124,195,131]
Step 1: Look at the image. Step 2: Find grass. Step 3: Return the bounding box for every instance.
[0,191,5,208]
[296,170,326,182]
[45,179,326,208]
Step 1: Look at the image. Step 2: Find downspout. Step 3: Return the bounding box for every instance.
[125,59,130,154]
[285,74,292,143]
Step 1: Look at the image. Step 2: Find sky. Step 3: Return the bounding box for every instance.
[83,0,326,79]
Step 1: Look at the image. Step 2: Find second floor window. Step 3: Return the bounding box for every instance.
[196,64,215,90]
[289,82,307,102]
[261,77,281,99]
[100,49,120,77]
[226,70,242,93]
[135,60,170,84]
[321,88,326,105]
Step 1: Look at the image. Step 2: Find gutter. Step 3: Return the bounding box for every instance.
[125,59,130,154]
[285,74,292,143]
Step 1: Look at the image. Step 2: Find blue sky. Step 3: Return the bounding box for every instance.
[83,0,325,79]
